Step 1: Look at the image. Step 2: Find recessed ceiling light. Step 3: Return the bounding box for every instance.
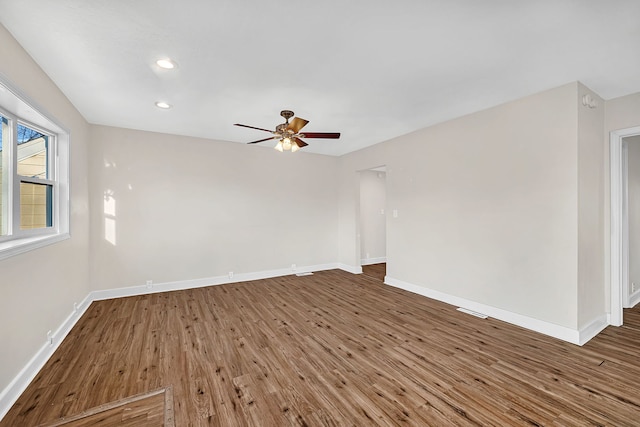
[156,58,177,69]
[155,101,172,109]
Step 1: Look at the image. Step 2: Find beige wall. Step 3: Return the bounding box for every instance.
[340,83,584,329]
[0,25,90,392]
[88,125,339,290]
[605,93,640,133]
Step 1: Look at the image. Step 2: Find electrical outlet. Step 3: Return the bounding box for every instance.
[47,330,53,346]
[228,271,234,279]
[633,282,637,293]
[73,302,78,312]
[291,264,297,271]
[146,280,153,289]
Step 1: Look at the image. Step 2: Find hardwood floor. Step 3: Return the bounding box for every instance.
[362,263,386,282]
[3,269,640,426]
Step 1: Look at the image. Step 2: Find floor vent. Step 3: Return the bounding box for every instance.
[296,272,314,277]
[457,307,488,319]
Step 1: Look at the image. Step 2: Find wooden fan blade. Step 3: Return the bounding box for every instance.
[234,123,274,133]
[294,137,308,147]
[247,136,276,144]
[287,117,309,133]
[300,132,340,139]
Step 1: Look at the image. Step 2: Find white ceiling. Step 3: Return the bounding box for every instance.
[1,1,639,156]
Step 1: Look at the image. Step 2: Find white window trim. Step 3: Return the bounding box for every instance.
[0,73,70,260]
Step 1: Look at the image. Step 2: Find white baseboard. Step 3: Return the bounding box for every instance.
[384,276,588,345]
[578,315,609,346]
[0,262,348,421]
[338,263,362,274]
[0,293,92,421]
[91,263,343,301]
[360,257,387,266]
[628,290,640,308]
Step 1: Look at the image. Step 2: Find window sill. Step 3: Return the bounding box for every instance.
[0,232,70,261]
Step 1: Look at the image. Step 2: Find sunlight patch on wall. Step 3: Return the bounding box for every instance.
[104,189,116,245]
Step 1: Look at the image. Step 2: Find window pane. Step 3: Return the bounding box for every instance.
[17,123,48,179]
[0,116,9,235]
[20,181,53,229]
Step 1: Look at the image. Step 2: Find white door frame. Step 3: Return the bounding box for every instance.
[610,126,640,326]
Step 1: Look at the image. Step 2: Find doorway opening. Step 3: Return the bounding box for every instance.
[610,126,640,326]
[358,166,387,282]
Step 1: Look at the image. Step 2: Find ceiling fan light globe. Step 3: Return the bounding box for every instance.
[282,137,292,150]
[291,142,300,152]
[274,140,284,152]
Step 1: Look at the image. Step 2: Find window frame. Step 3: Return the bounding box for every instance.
[0,75,70,260]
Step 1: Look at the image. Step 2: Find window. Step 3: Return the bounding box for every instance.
[0,78,69,259]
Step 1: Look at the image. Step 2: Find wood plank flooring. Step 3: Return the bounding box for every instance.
[3,269,640,426]
[362,263,386,282]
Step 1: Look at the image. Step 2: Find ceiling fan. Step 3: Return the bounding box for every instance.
[234,110,340,152]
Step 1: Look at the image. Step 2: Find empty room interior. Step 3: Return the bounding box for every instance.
[2,1,640,425]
